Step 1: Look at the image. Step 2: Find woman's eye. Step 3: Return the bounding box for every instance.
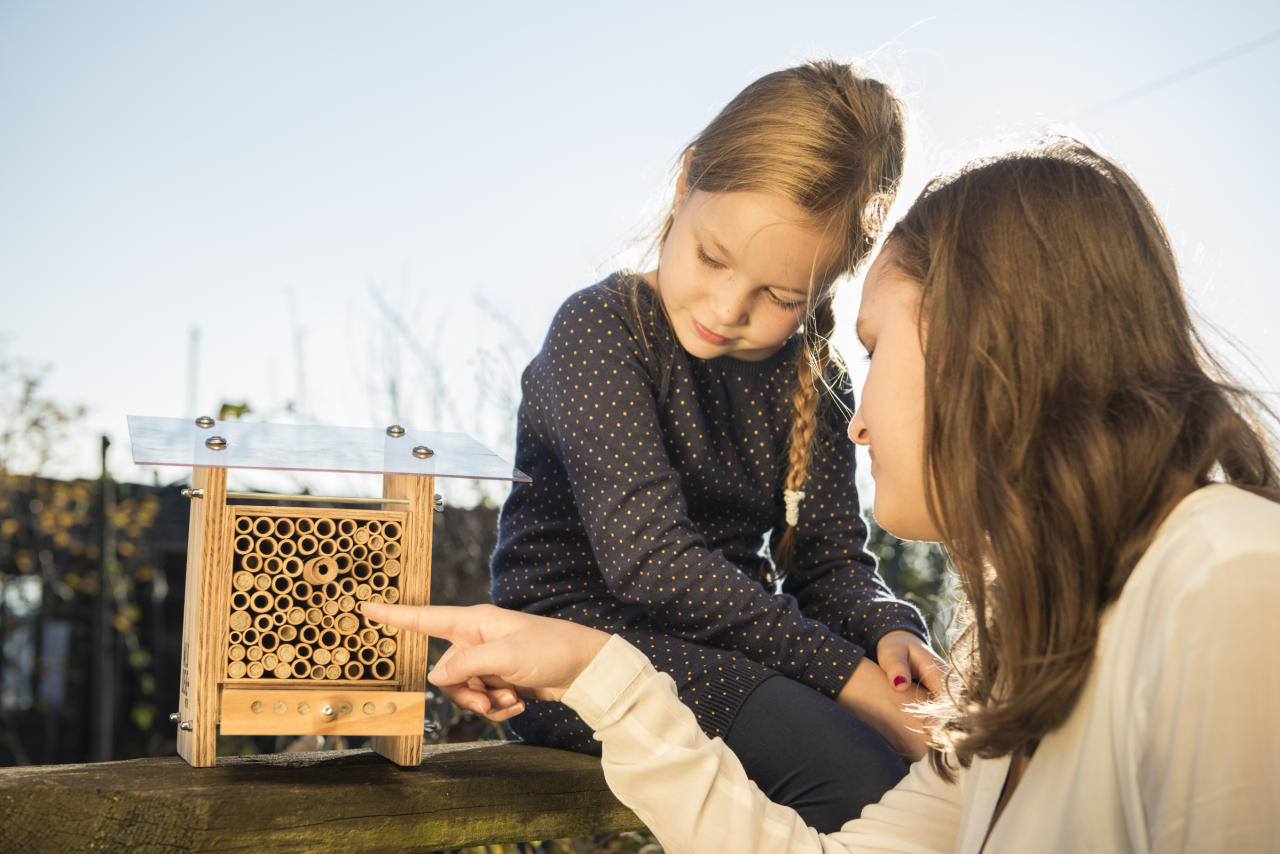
[696,245,726,269]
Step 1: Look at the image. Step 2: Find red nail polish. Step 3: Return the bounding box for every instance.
[894,676,907,686]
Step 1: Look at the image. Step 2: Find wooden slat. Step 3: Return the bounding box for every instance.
[219,688,426,735]
[0,744,645,852]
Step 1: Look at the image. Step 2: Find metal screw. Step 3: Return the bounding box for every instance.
[178,720,193,731]
[424,720,440,733]
[205,436,227,451]
[169,712,180,723]
[320,704,335,717]
[386,425,406,437]
[195,416,215,428]
[411,445,434,459]
[181,488,205,500]
[433,493,445,512]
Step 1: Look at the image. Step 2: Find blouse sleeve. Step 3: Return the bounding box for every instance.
[776,385,928,654]
[563,634,962,854]
[523,287,863,696]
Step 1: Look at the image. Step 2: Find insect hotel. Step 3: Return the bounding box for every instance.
[127,416,527,768]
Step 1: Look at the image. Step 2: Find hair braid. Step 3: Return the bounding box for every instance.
[774,298,840,574]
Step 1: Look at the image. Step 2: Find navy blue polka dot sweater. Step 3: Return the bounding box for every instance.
[491,275,926,751]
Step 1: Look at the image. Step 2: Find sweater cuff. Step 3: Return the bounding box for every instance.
[562,634,655,731]
[799,633,864,698]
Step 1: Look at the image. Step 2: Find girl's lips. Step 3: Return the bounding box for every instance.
[691,317,729,345]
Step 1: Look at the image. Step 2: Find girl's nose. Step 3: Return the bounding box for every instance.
[847,409,869,445]
[711,284,751,326]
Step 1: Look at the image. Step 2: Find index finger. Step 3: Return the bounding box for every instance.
[360,603,475,642]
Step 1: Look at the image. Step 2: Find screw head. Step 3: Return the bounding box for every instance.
[411,445,434,459]
[205,436,227,451]
[169,712,180,723]
[178,720,193,731]
[386,424,406,437]
[320,704,335,717]
[195,416,215,428]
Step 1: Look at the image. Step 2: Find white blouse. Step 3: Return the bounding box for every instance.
[561,484,1280,853]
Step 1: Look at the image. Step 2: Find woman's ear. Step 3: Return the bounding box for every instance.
[674,147,695,211]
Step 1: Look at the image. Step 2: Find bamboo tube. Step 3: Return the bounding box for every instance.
[320,614,336,629]
[273,662,291,678]
[365,520,383,537]
[262,652,279,671]
[353,526,370,545]
[325,664,341,680]
[241,628,259,646]
[355,582,372,601]
[259,631,279,652]
[314,518,335,538]
[305,607,322,625]
[249,591,273,613]
[254,517,274,537]
[337,595,356,614]
[228,630,243,645]
[234,534,254,554]
[253,573,271,592]
[231,590,251,611]
[380,623,399,637]
[253,613,273,632]
[333,553,352,574]
[339,577,356,594]
[246,646,264,662]
[299,624,319,644]
[382,520,402,540]
[247,661,265,679]
[343,661,364,679]
[335,536,353,553]
[277,643,296,663]
[313,648,331,665]
[229,610,252,631]
[232,571,255,592]
[282,556,303,578]
[384,557,401,578]
[292,659,310,678]
[322,599,340,617]
[227,644,246,662]
[271,575,291,595]
[371,659,394,680]
[235,516,253,534]
[368,551,385,569]
[343,634,360,652]
[286,607,305,626]
[332,647,350,666]
[294,643,313,661]
[317,537,337,557]
[369,571,389,591]
[360,628,379,647]
[351,560,372,581]
[279,624,298,642]
[296,534,318,556]
[264,556,283,575]
[384,540,402,559]
[368,535,385,551]
[273,517,295,539]
[272,610,287,627]
[256,536,277,558]
[351,544,368,560]
[309,664,325,679]
[275,538,296,558]
[377,637,397,658]
[241,553,262,572]
[291,580,313,601]
[274,594,292,614]
[338,518,356,536]
[295,517,314,535]
[323,581,341,600]
[306,591,324,609]
[318,629,340,650]
[227,660,248,679]
[384,587,400,604]
[303,556,338,585]
[358,646,377,664]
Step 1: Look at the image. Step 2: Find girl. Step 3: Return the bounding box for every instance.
[487,60,942,829]
[368,137,1280,852]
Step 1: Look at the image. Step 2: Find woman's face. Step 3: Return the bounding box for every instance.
[847,244,940,541]
[653,181,838,362]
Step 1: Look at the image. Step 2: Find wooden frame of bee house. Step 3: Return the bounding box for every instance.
[127,416,528,768]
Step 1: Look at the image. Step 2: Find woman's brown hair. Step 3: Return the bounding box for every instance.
[887,138,1279,778]
[640,59,906,571]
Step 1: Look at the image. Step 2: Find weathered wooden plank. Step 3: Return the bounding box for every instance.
[0,743,645,853]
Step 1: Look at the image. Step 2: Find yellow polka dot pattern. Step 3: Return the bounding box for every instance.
[492,277,926,749]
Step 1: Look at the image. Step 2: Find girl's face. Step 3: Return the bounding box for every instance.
[653,186,838,362]
[847,244,939,541]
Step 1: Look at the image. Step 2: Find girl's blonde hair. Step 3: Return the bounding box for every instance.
[887,138,1278,779]
[646,59,906,571]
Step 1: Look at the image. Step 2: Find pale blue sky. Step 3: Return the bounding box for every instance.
[2,1,1277,500]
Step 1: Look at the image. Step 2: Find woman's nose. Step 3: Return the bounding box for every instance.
[847,409,869,445]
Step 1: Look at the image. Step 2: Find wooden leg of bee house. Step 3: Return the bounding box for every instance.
[373,473,434,766]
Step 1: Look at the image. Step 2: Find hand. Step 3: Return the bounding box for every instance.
[876,630,947,696]
[361,603,611,722]
[836,657,933,761]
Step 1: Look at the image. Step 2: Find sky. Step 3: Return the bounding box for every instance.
[2,1,1278,504]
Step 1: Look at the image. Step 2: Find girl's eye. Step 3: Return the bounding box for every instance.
[765,289,806,310]
[696,244,726,269]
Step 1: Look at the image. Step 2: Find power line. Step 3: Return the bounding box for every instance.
[1079,28,1280,118]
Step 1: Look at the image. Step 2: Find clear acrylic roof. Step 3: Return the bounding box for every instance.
[127,416,530,482]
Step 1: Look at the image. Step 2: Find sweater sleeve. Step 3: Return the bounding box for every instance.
[524,286,864,696]
[563,634,962,854]
[778,388,928,655]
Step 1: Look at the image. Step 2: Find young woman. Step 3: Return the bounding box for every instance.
[487,60,941,829]
[368,138,1280,852]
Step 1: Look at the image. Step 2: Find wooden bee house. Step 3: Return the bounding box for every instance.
[127,416,528,768]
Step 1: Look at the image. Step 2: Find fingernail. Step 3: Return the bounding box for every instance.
[894,676,907,687]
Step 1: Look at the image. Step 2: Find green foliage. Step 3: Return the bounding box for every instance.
[864,513,959,654]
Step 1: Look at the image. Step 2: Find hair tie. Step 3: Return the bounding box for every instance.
[784,489,805,528]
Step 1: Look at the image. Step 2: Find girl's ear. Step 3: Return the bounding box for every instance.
[674,147,695,211]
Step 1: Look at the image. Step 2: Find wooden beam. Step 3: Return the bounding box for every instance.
[0,743,644,852]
